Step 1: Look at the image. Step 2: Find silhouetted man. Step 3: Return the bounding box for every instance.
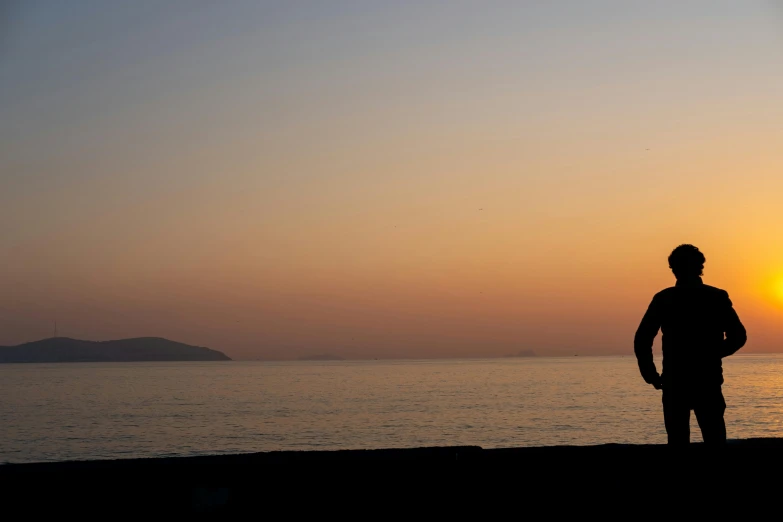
[634,244,746,445]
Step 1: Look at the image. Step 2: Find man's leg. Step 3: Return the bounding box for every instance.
[662,393,691,445]
[694,388,727,446]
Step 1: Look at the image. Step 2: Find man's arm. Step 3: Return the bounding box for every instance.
[634,295,662,388]
[720,291,747,358]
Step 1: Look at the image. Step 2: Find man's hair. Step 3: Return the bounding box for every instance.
[668,244,705,278]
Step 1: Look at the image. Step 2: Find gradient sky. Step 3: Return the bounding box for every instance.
[1,1,782,359]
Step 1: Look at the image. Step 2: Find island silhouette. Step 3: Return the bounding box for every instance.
[0,337,231,363]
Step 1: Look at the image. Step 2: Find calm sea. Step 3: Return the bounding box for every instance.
[2,355,783,464]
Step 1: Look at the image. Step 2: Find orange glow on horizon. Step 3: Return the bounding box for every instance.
[768,275,783,310]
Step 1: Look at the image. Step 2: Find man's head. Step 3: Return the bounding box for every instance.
[668,244,705,280]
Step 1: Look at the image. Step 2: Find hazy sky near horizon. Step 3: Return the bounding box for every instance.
[2,1,782,359]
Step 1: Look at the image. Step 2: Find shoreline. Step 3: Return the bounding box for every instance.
[5,436,782,472]
[3,438,782,513]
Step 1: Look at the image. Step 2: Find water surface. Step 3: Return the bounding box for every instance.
[2,355,782,463]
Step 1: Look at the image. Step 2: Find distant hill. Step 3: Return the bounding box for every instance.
[0,337,231,363]
[298,354,344,361]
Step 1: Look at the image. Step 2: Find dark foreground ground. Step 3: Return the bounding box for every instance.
[2,439,781,515]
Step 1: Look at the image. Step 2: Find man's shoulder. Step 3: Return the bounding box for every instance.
[652,287,677,299]
[652,284,729,300]
[700,284,730,299]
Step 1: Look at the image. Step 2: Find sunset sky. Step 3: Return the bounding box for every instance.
[1,1,782,359]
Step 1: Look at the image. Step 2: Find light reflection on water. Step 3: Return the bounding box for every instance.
[1,355,782,463]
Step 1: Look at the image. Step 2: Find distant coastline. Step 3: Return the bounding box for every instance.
[0,337,231,364]
[298,354,345,361]
[503,350,538,358]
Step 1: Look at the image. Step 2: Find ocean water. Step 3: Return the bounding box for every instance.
[2,355,783,464]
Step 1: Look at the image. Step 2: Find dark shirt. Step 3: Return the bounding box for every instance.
[634,277,747,391]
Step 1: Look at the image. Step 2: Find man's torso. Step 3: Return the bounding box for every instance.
[654,282,728,390]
